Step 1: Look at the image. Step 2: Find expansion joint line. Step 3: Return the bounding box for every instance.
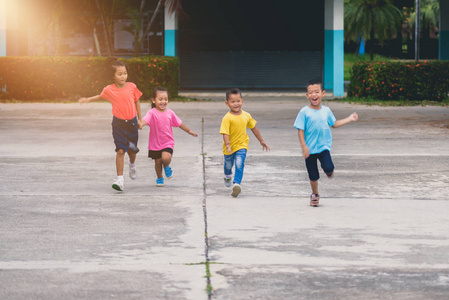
[201,117,213,298]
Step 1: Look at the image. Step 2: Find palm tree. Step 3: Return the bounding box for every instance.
[345,0,403,60]
[408,0,439,38]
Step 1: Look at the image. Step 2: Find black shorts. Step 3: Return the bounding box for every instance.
[305,150,334,181]
[111,116,139,153]
[148,148,173,160]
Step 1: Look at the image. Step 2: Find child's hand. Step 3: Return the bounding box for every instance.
[78,97,88,105]
[260,141,270,151]
[188,130,198,137]
[350,112,358,122]
[226,145,232,154]
[302,146,310,159]
[137,120,146,129]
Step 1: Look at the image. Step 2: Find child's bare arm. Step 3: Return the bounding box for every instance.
[179,123,198,137]
[333,112,358,128]
[251,127,270,151]
[298,129,309,158]
[222,134,232,154]
[135,100,142,120]
[78,95,102,104]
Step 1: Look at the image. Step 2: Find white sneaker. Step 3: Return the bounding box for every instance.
[129,164,137,180]
[112,178,124,191]
[231,183,241,197]
[224,176,232,187]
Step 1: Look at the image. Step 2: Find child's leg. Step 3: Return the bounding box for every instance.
[161,151,172,168]
[318,150,334,177]
[116,149,126,176]
[310,180,319,195]
[305,153,320,194]
[128,150,136,165]
[233,149,247,185]
[224,153,235,177]
[154,158,163,178]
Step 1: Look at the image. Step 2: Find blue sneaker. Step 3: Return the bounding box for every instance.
[156,178,164,187]
[164,166,173,179]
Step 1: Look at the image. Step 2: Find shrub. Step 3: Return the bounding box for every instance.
[0,56,179,101]
[347,61,449,101]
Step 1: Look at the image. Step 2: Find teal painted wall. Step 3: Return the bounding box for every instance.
[324,30,344,96]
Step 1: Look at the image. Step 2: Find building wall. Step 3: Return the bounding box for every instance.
[178,0,324,89]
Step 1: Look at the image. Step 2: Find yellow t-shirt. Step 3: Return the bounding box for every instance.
[220,111,257,155]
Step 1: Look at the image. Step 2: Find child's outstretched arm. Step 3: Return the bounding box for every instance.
[179,123,198,137]
[79,95,102,104]
[298,129,309,158]
[251,126,270,151]
[333,112,358,128]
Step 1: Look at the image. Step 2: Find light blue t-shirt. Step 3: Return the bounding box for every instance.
[293,105,336,154]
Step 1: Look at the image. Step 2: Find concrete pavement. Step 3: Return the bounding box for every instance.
[1,95,449,299]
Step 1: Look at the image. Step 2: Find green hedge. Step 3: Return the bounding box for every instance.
[347,61,449,101]
[0,56,179,100]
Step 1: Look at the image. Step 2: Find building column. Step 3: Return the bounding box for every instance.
[440,0,449,60]
[324,0,344,96]
[0,0,6,56]
[164,6,177,57]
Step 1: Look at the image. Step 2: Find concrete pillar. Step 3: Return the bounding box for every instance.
[0,0,6,56]
[324,0,344,96]
[164,6,177,57]
[440,0,449,60]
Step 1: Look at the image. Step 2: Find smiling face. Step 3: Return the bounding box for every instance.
[113,66,128,88]
[306,83,325,109]
[225,93,243,115]
[152,91,169,111]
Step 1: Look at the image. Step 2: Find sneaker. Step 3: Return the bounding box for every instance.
[112,178,124,191]
[231,183,241,197]
[224,176,232,187]
[156,177,164,187]
[129,162,137,180]
[164,166,173,179]
[310,193,320,207]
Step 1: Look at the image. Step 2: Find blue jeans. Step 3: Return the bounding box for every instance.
[224,149,247,185]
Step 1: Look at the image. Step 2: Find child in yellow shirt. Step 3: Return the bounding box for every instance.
[219,88,270,197]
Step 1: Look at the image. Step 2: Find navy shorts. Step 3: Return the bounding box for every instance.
[305,150,334,181]
[148,148,173,160]
[111,116,139,153]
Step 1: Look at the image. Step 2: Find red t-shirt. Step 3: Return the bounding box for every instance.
[100,82,142,120]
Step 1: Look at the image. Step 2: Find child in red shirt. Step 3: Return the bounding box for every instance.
[79,59,142,192]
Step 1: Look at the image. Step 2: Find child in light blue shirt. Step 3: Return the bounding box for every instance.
[294,79,358,207]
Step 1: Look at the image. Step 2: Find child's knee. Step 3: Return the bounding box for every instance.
[323,165,334,175]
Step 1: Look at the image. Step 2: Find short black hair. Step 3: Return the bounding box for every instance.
[306,79,324,91]
[226,88,242,101]
[109,57,128,78]
[151,86,168,108]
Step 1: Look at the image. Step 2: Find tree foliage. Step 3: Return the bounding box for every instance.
[344,0,403,60]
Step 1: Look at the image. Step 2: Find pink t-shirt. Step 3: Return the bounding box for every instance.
[100,82,142,120]
[142,108,182,151]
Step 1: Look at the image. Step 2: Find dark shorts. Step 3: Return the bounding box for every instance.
[305,150,334,181]
[148,148,173,160]
[111,116,139,153]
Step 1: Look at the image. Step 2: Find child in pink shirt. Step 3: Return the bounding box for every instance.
[139,87,198,186]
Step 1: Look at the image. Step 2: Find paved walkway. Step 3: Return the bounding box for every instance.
[1,96,449,299]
